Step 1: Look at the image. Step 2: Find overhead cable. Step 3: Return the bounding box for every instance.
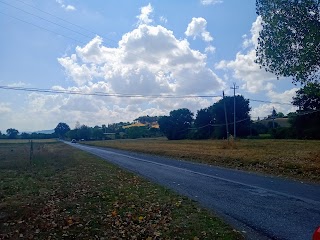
[0,11,85,44]
[0,85,222,99]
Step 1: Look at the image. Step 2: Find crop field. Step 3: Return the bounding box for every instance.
[84,138,320,183]
[0,140,242,239]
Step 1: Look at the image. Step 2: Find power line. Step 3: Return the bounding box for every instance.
[0,11,86,44]
[9,0,120,45]
[0,85,222,99]
[0,85,296,106]
[248,98,293,106]
[12,0,95,33]
[0,0,93,40]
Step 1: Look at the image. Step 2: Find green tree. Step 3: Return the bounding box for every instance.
[290,82,320,139]
[20,132,31,139]
[66,129,78,140]
[292,82,320,110]
[92,126,104,140]
[6,128,19,139]
[212,96,251,138]
[194,108,213,139]
[54,122,70,138]
[158,108,193,140]
[126,126,148,139]
[77,125,91,140]
[256,0,320,84]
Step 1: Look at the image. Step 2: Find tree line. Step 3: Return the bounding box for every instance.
[3,83,319,140]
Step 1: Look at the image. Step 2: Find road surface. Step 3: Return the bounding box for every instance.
[66,142,320,240]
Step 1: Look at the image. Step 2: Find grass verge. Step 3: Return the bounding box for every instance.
[83,138,320,183]
[0,140,242,239]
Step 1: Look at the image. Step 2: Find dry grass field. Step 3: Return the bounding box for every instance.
[0,140,242,239]
[84,138,320,183]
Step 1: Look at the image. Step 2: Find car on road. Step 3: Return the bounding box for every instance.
[71,139,76,143]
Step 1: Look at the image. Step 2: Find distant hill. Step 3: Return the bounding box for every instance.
[259,118,291,128]
[36,129,55,134]
[24,129,55,134]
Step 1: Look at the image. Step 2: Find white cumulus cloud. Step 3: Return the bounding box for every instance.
[52,9,225,128]
[136,3,153,25]
[200,0,223,5]
[56,0,76,11]
[185,17,213,42]
[216,16,278,93]
[2,3,225,131]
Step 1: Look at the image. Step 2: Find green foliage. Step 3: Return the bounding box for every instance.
[251,122,268,135]
[193,96,251,139]
[54,122,70,138]
[292,82,320,110]
[125,126,148,139]
[92,126,104,140]
[158,108,193,140]
[289,82,320,139]
[256,0,320,84]
[77,125,91,140]
[270,127,296,139]
[289,112,320,139]
[193,108,213,139]
[134,115,159,124]
[6,128,19,139]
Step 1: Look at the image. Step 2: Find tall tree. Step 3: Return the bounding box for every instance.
[194,108,213,139]
[292,82,320,110]
[209,96,251,138]
[158,108,193,140]
[290,82,320,139]
[77,125,91,140]
[92,126,104,140]
[6,128,19,139]
[256,0,320,84]
[54,122,70,138]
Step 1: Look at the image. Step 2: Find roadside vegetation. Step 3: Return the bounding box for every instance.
[84,138,320,183]
[0,140,243,239]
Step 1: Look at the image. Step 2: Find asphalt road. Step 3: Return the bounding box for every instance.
[66,142,320,240]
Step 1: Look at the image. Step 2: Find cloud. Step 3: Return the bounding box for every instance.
[215,16,278,93]
[185,17,213,42]
[60,23,224,95]
[205,45,216,53]
[54,14,225,129]
[267,88,299,104]
[250,88,298,118]
[242,16,262,49]
[136,3,153,25]
[56,0,76,12]
[2,4,226,131]
[159,16,168,24]
[200,0,223,5]
[0,103,11,114]
[7,81,28,87]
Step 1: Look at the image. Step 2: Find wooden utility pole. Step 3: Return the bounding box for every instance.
[223,91,229,139]
[231,83,239,139]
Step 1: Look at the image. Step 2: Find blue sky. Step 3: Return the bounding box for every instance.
[0,0,298,132]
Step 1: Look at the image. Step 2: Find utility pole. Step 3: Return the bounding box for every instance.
[223,91,229,140]
[231,83,239,139]
[272,107,275,129]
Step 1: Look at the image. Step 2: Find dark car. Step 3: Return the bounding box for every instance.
[71,139,76,143]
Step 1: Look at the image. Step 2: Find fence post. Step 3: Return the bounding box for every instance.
[29,140,33,164]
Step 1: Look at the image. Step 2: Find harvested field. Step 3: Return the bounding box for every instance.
[84,138,320,183]
[0,140,242,239]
